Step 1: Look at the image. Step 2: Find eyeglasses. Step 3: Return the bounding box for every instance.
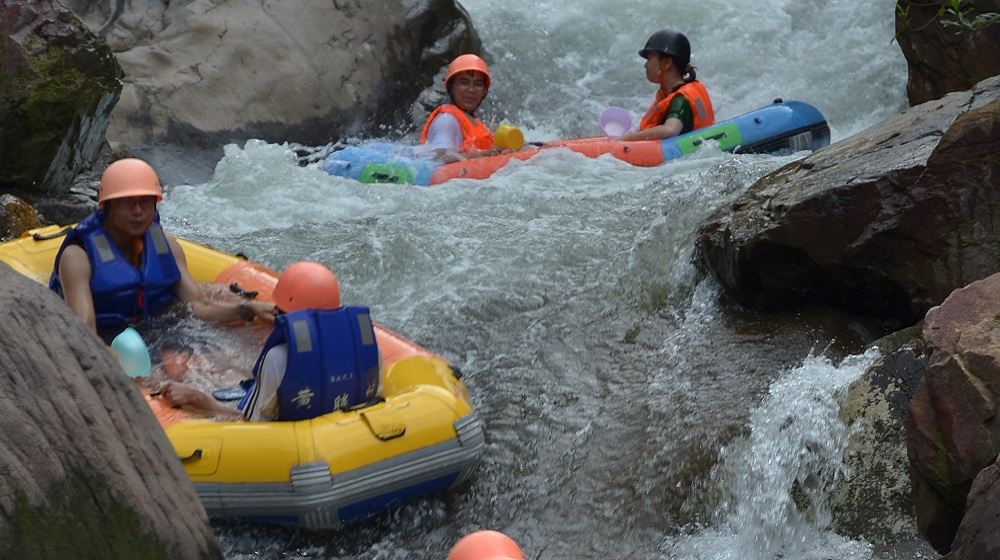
[453,78,486,90]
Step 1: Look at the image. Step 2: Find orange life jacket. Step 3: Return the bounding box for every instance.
[420,104,493,152]
[639,80,715,132]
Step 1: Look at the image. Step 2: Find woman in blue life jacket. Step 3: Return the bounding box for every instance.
[50,158,276,344]
[159,261,382,422]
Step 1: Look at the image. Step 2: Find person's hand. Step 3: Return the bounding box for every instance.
[433,148,464,163]
[243,300,277,322]
[158,381,212,409]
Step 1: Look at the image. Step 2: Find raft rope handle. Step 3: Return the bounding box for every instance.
[691,131,728,146]
[32,226,72,241]
[229,283,259,300]
[369,172,401,183]
[178,449,203,462]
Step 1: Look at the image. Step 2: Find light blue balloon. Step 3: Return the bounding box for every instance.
[111,327,152,378]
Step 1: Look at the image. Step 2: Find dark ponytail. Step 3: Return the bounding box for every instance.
[682,64,697,83]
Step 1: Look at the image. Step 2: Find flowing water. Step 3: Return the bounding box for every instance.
[156,0,937,557]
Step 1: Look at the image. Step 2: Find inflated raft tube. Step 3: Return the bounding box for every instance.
[171,353,483,528]
[0,226,484,528]
[322,99,830,186]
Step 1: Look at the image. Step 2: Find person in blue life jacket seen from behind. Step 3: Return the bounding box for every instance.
[158,261,382,422]
[50,158,276,343]
[618,28,715,141]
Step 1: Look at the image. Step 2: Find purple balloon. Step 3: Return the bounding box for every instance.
[600,106,632,138]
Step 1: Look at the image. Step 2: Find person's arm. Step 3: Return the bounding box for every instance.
[620,95,693,141]
[239,345,286,421]
[58,244,98,333]
[167,235,275,322]
[619,117,684,141]
[158,382,242,419]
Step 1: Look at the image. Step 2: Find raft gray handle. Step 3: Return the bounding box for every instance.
[178,449,203,462]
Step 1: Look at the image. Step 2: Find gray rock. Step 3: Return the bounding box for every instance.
[61,0,480,152]
[0,0,122,194]
[695,75,1000,331]
[895,0,1000,106]
[833,334,929,543]
[0,261,222,559]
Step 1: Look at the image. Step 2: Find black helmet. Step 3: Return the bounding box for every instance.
[639,29,691,69]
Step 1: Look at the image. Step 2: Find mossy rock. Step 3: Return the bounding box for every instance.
[0,472,171,560]
[0,1,122,193]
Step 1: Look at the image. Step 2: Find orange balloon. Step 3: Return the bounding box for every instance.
[447,530,524,560]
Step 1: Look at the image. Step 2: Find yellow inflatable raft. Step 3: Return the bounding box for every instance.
[0,225,484,528]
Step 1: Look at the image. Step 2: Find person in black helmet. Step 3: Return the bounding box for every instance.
[620,29,715,141]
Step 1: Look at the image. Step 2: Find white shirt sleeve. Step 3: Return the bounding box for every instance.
[423,113,464,151]
[240,343,287,422]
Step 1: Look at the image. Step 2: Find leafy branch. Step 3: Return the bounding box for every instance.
[895,0,1000,36]
[938,0,1000,33]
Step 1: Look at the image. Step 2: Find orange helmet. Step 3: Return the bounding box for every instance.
[98,158,163,205]
[272,261,341,312]
[445,54,491,91]
[447,530,524,560]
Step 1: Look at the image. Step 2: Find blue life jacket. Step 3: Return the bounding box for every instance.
[248,306,380,421]
[49,210,181,333]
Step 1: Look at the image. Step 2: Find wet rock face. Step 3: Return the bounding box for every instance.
[0,0,122,193]
[59,0,481,151]
[906,272,1000,553]
[0,262,222,560]
[833,332,929,543]
[895,0,1000,106]
[695,76,1000,332]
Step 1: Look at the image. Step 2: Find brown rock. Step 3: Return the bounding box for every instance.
[696,75,1000,331]
[943,458,1000,560]
[906,272,1000,553]
[0,261,221,559]
[895,0,1000,106]
[0,193,41,240]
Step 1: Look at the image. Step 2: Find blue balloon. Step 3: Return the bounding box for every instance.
[111,327,152,378]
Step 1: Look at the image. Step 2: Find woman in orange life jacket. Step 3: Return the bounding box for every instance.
[619,29,715,142]
[420,54,505,162]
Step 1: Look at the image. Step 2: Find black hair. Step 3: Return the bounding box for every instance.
[682,63,697,83]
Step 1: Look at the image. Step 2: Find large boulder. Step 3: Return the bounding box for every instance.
[0,262,221,560]
[895,0,1000,106]
[943,458,1000,560]
[60,0,480,152]
[906,272,1000,553]
[696,75,1000,331]
[0,0,122,193]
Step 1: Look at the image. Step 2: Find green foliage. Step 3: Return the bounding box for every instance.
[897,1,912,30]
[896,0,1000,35]
[939,0,1000,33]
